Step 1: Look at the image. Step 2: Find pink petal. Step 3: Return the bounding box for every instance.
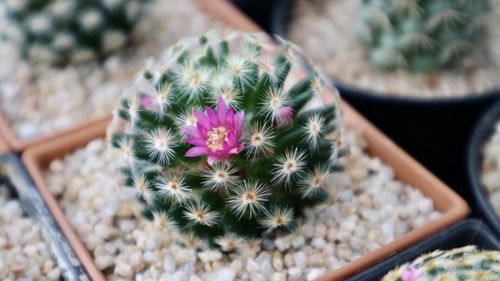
[205,107,219,127]
[185,146,208,157]
[217,96,228,125]
[226,108,235,129]
[402,266,418,281]
[186,137,206,146]
[234,111,245,131]
[207,156,218,166]
[183,126,200,138]
[229,147,239,154]
[196,123,207,137]
[226,131,237,146]
[140,95,156,111]
[194,110,211,130]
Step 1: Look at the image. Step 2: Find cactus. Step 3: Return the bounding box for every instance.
[354,0,491,72]
[382,246,500,281]
[4,0,146,64]
[109,31,345,249]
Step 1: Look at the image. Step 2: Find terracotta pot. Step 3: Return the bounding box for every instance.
[22,98,469,280]
[20,1,468,280]
[0,110,112,152]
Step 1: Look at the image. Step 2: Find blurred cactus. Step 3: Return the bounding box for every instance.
[355,0,491,72]
[382,246,500,281]
[110,31,345,249]
[4,0,146,64]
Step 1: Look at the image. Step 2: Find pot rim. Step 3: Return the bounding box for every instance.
[0,110,112,152]
[467,100,500,235]
[269,0,500,104]
[0,135,9,154]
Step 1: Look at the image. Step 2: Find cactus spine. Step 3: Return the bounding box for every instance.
[110,31,344,249]
[383,246,500,281]
[355,0,491,72]
[4,0,146,64]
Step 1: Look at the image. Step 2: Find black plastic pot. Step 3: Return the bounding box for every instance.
[468,100,500,236]
[269,0,500,205]
[230,0,273,32]
[0,153,87,280]
[347,220,500,281]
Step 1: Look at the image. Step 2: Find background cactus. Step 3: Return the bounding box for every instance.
[3,0,146,64]
[383,246,500,281]
[355,0,491,72]
[109,31,345,249]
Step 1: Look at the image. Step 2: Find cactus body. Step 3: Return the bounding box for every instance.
[110,31,344,249]
[383,246,500,281]
[355,0,491,72]
[4,0,146,64]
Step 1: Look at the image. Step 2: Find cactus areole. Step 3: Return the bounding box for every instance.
[4,0,147,64]
[355,0,491,72]
[110,31,344,249]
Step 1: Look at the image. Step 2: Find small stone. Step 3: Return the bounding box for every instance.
[311,237,326,249]
[271,272,286,281]
[291,235,305,248]
[293,252,308,269]
[114,262,133,278]
[95,255,114,270]
[307,268,326,280]
[275,237,291,251]
[272,251,284,272]
[246,259,259,272]
[47,268,61,281]
[198,250,222,263]
[287,267,302,281]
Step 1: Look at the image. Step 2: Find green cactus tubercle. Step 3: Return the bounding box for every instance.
[4,0,147,64]
[109,31,345,249]
[382,246,500,281]
[355,0,491,72]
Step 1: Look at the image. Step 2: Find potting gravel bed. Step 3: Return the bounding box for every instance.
[0,185,61,280]
[288,0,500,98]
[481,121,500,216]
[0,0,220,140]
[44,131,440,281]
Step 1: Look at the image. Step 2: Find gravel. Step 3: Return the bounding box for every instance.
[45,131,440,281]
[288,0,500,98]
[0,0,220,140]
[481,122,500,216]
[0,186,61,281]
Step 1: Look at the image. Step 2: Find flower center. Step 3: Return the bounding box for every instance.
[206,127,229,152]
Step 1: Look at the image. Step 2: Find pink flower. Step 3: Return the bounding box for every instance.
[402,266,419,281]
[184,97,245,165]
[276,106,293,127]
[140,95,157,111]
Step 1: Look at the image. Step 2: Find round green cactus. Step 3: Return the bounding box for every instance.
[355,0,491,72]
[383,246,500,281]
[109,31,345,249]
[4,0,147,64]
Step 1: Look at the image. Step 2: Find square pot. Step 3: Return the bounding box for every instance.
[0,153,86,280]
[22,100,469,280]
[347,219,500,281]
